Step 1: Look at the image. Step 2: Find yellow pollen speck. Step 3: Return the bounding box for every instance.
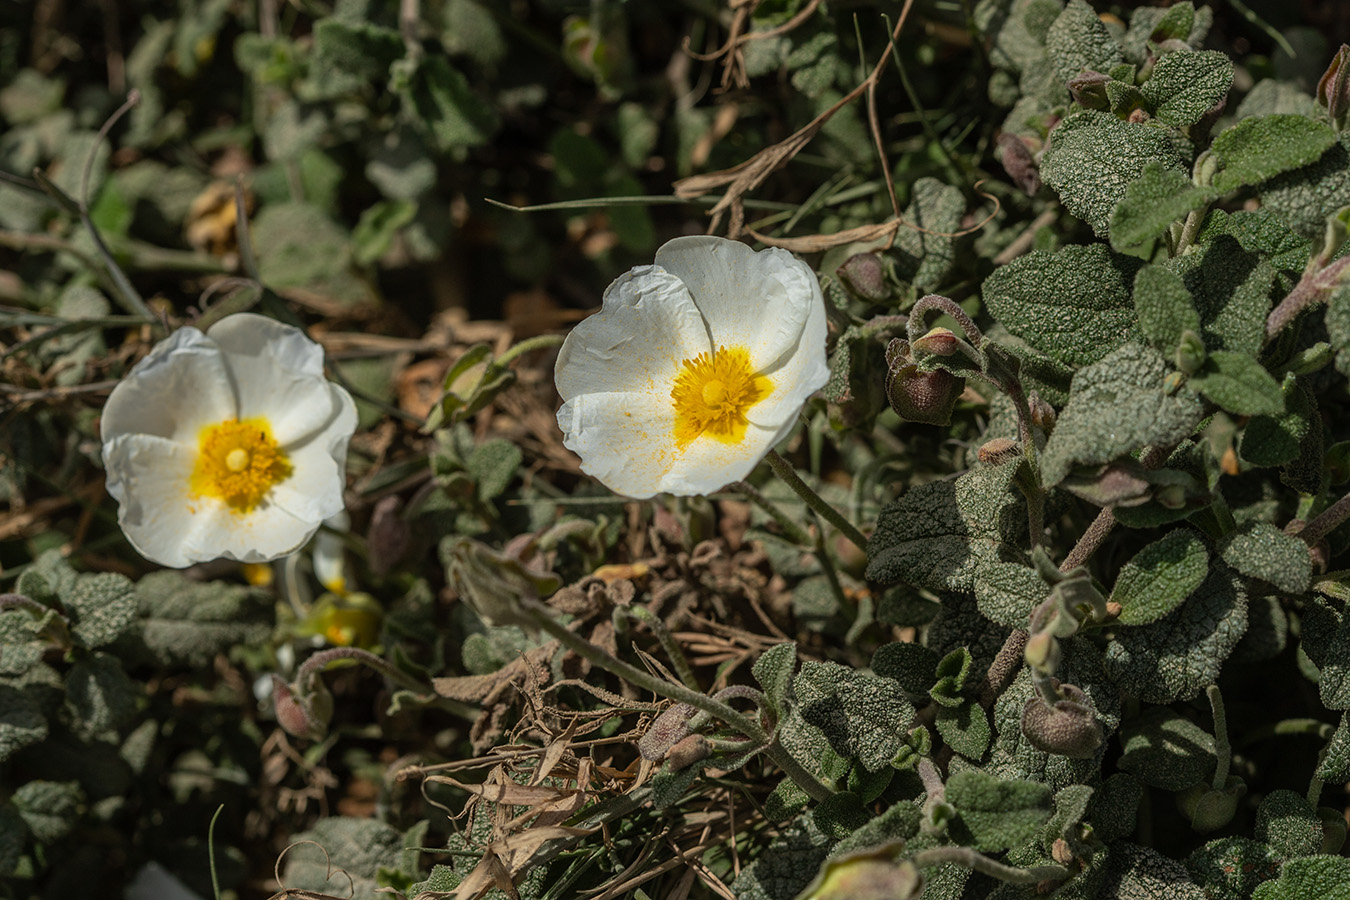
[190,417,292,513]
[671,346,771,448]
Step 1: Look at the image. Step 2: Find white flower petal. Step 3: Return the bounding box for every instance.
[558,391,677,499]
[198,499,322,565]
[206,313,336,446]
[743,276,831,428]
[660,424,782,496]
[100,327,236,445]
[103,434,217,568]
[655,236,818,373]
[554,266,711,402]
[270,438,347,525]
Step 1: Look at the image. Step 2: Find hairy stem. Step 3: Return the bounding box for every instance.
[296,646,431,695]
[979,629,1029,708]
[1207,684,1231,791]
[1174,205,1209,255]
[623,606,700,692]
[1061,507,1115,572]
[908,294,982,347]
[909,846,1068,885]
[1294,490,1350,548]
[764,450,868,551]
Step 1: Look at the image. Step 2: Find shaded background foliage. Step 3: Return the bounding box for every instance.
[4,0,1350,899]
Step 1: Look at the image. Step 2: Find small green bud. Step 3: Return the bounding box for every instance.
[1024,631,1061,675]
[1176,330,1206,375]
[1178,776,1246,833]
[1193,150,1219,188]
[800,842,923,900]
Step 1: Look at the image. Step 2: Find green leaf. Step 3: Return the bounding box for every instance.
[1192,351,1285,416]
[408,864,462,895]
[282,817,406,898]
[12,780,82,843]
[1040,343,1205,487]
[310,18,403,97]
[1110,163,1217,253]
[1101,843,1208,899]
[733,814,833,900]
[395,54,499,155]
[1197,209,1312,291]
[1089,773,1143,844]
[443,0,506,67]
[937,701,992,761]
[892,177,965,292]
[65,573,136,649]
[1252,855,1350,900]
[1241,379,1313,467]
[1141,50,1233,127]
[352,199,417,266]
[64,653,137,740]
[1219,522,1312,595]
[1132,263,1202,357]
[1103,564,1248,703]
[1209,115,1339,194]
[1118,708,1217,790]
[650,760,703,809]
[1167,235,1274,356]
[982,243,1142,368]
[466,438,522,501]
[866,464,1025,591]
[1046,0,1123,85]
[1261,133,1350,240]
[753,642,798,716]
[1257,790,1323,860]
[124,572,272,668]
[0,684,48,763]
[1041,110,1187,236]
[1188,837,1281,900]
[794,661,917,773]
[1111,529,1209,626]
[870,641,939,696]
[252,202,352,289]
[1316,712,1350,784]
[973,559,1048,629]
[946,770,1053,852]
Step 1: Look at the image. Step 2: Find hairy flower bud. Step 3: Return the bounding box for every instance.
[271,674,332,742]
[977,438,1020,466]
[1021,682,1103,758]
[638,702,697,761]
[837,253,890,301]
[1067,71,1111,109]
[665,734,712,770]
[801,843,923,900]
[1317,44,1350,124]
[996,132,1041,195]
[1179,776,1246,833]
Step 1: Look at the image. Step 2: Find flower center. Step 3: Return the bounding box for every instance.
[190,417,293,513]
[671,346,772,448]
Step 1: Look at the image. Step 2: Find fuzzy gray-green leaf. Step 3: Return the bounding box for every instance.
[1046,0,1123,85]
[945,769,1053,852]
[1040,343,1204,487]
[1260,133,1350,239]
[1251,855,1350,900]
[0,684,48,764]
[974,559,1049,628]
[66,573,136,649]
[1192,351,1285,417]
[1257,790,1323,860]
[893,177,965,292]
[1141,50,1233,127]
[1103,564,1248,703]
[1111,529,1209,626]
[1041,111,1187,236]
[1188,837,1282,900]
[1209,115,1339,194]
[794,661,916,772]
[1241,379,1312,467]
[12,781,82,844]
[1166,236,1274,356]
[1118,708,1217,790]
[1315,713,1350,784]
[1219,522,1312,595]
[1132,263,1202,356]
[982,243,1141,368]
[937,701,992,761]
[753,642,798,717]
[64,653,137,741]
[1110,163,1217,253]
[1314,613,1350,710]
[121,571,273,668]
[871,641,940,696]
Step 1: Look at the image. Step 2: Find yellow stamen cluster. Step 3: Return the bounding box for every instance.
[190,417,292,513]
[670,346,771,448]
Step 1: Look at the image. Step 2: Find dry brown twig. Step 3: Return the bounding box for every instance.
[684,0,826,92]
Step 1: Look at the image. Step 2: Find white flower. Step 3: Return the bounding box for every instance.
[100,313,357,568]
[555,235,829,498]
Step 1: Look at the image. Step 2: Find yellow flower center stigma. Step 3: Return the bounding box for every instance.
[190,417,293,513]
[671,346,772,448]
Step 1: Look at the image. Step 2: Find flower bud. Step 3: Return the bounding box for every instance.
[800,843,923,900]
[1176,330,1206,375]
[1020,682,1103,758]
[665,734,712,770]
[1024,631,1061,675]
[1067,71,1111,109]
[910,327,963,359]
[366,495,411,578]
[1317,44,1350,124]
[978,438,1020,466]
[1179,776,1246,833]
[837,253,890,301]
[638,702,697,761]
[1028,391,1057,431]
[271,674,332,742]
[996,132,1041,195]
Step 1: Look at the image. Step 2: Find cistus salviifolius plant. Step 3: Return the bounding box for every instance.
[2,1,1350,899]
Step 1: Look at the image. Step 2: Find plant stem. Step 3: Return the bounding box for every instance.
[764,450,868,551]
[1174,205,1208,255]
[1295,489,1350,547]
[909,846,1068,885]
[1061,507,1115,572]
[734,480,813,546]
[496,333,566,367]
[623,606,700,692]
[296,646,431,696]
[1207,684,1231,791]
[980,629,1029,708]
[908,294,983,347]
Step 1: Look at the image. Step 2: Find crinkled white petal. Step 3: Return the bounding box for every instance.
[198,499,322,565]
[659,424,783,496]
[655,236,816,373]
[103,434,207,568]
[557,391,677,500]
[743,271,830,428]
[555,266,711,402]
[270,438,348,525]
[100,327,236,445]
[207,313,336,446]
